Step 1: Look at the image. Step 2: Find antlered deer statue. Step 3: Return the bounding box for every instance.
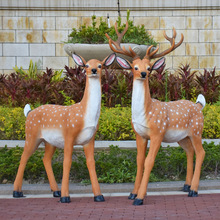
[106,22,206,205]
[13,53,116,203]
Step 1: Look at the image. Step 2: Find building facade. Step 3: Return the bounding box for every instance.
[0,0,220,74]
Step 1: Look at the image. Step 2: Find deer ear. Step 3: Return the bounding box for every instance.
[103,53,116,67]
[72,53,86,67]
[116,56,132,70]
[151,57,165,70]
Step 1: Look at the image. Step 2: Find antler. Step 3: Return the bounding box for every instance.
[145,28,184,60]
[105,21,139,60]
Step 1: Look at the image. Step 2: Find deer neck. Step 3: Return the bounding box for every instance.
[132,78,152,126]
[81,75,102,127]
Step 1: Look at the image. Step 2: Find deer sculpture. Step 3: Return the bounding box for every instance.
[106,22,206,205]
[13,53,116,203]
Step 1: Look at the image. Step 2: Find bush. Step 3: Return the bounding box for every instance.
[202,104,220,138]
[0,104,220,140]
[0,107,26,140]
[67,10,157,46]
[96,105,135,140]
[1,63,219,108]
[0,143,219,184]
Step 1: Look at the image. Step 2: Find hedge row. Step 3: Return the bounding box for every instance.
[0,63,220,108]
[0,104,220,140]
[0,142,219,184]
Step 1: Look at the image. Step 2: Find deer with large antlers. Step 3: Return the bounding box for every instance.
[106,22,206,205]
[13,53,116,203]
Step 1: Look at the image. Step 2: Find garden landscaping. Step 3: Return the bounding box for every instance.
[0,59,219,185]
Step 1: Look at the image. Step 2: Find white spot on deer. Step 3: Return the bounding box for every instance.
[72,124,74,127]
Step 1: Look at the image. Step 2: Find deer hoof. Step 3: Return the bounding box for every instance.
[13,191,24,198]
[94,195,105,202]
[60,196,71,203]
[53,191,61,197]
[188,190,198,197]
[182,184,191,192]
[128,193,137,200]
[133,198,144,206]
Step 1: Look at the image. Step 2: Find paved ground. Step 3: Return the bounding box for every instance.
[0,194,220,220]
[0,180,220,220]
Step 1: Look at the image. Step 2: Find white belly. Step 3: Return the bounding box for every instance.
[163,129,188,143]
[133,122,150,139]
[75,126,96,145]
[41,129,64,148]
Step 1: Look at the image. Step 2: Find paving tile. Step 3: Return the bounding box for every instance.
[0,194,219,219]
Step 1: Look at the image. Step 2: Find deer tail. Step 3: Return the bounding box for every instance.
[24,104,31,117]
[196,94,206,110]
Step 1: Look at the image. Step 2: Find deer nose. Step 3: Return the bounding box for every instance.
[92,68,97,74]
[141,72,147,78]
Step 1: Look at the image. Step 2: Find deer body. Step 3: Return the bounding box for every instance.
[106,22,206,205]
[26,76,101,148]
[13,53,116,203]
[132,79,204,143]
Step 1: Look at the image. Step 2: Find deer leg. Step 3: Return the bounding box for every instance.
[178,137,194,192]
[128,134,147,200]
[43,143,60,197]
[60,141,74,203]
[188,136,205,197]
[84,137,104,202]
[13,140,37,197]
[133,137,162,205]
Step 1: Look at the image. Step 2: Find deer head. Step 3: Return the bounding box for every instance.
[105,21,184,79]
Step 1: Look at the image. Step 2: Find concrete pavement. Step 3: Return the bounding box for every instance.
[0,179,219,198]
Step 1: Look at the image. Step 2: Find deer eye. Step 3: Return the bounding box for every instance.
[85,64,89,68]
[98,64,102,68]
[147,66,151,71]
[134,67,138,70]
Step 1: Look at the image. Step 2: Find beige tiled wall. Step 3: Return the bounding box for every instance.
[0,6,220,74]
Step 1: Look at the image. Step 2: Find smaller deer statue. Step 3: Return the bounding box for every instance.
[106,22,206,205]
[13,53,116,203]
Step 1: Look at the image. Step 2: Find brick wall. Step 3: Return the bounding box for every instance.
[0,0,220,74]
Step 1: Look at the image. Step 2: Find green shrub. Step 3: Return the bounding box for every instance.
[0,104,220,140]
[0,107,26,140]
[96,105,135,140]
[203,104,220,138]
[95,145,137,183]
[67,10,157,46]
[0,143,219,184]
